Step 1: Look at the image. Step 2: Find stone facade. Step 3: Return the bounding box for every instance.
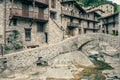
[0,1,4,44]
[85,3,114,17]
[0,0,102,51]
[60,0,100,38]
[99,12,119,35]
[83,11,100,33]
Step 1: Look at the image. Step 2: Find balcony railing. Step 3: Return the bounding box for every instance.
[35,0,49,5]
[84,26,99,30]
[61,0,75,2]
[10,8,49,22]
[17,0,48,6]
[103,20,117,24]
[61,10,82,19]
[67,22,79,28]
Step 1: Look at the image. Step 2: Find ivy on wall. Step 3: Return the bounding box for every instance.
[4,30,23,53]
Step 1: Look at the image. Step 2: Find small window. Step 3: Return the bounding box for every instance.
[51,0,56,8]
[7,37,11,43]
[116,30,119,35]
[37,23,44,32]
[106,31,109,34]
[88,14,89,18]
[68,4,70,7]
[25,29,31,41]
[50,12,56,19]
[13,19,17,26]
[87,22,90,28]
[102,30,105,33]
[45,32,48,43]
[112,30,115,35]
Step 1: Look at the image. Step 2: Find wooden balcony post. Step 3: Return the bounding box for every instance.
[11,0,14,16]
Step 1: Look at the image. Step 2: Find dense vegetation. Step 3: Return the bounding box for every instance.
[76,0,119,12]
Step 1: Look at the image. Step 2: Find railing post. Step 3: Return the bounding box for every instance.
[11,0,14,16]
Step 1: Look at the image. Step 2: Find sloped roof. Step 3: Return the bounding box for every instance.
[86,9,105,17]
[61,0,86,13]
[99,12,119,19]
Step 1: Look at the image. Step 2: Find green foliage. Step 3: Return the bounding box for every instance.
[113,3,119,12]
[93,60,113,70]
[5,30,23,53]
[12,41,23,50]
[12,30,20,39]
[4,46,11,52]
[76,0,109,7]
[76,0,119,12]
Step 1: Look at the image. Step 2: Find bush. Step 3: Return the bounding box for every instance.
[4,46,11,52]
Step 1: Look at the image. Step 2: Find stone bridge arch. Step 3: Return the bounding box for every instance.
[0,33,119,71]
[76,33,120,51]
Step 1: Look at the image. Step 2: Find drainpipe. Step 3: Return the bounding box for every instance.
[4,0,6,46]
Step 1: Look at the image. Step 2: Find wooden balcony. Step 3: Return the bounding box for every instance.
[103,20,118,25]
[16,0,49,7]
[84,27,99,30]
[35,0,49,7]
[67,22,79,28]
[61,0,75,3]
[61,10,84,19]
[10,8,48,22]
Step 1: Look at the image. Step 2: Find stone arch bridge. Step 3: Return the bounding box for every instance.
[0,33,120,71]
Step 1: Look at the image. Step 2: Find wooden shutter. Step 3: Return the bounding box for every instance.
[38,8,44,19]
[22,3,29,17]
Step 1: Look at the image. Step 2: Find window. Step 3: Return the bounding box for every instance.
[45,32,48,43]
[87,22,90,28]
[13,19,17,26]
[50,12,56,19]
[7,37,11,43]
[37,23,44,32]
[68,4,70,7]
[79,29,81,34]
[51,0,56,8]
[106,30,109,34]
[112,30,115,35]
[25,29,31,41]
[113,30,119,36]
[116,30,118,35]
[102,30,105,33]
[88,14,89,18]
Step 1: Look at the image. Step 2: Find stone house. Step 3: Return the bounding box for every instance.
[99,12,119,35]
[60,0,100,38]
[83,10,101,33]
[84,3,114,17]
[0,0,101,52]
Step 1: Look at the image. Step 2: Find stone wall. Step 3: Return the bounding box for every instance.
[0,33,120,71]
[5,0,49,48]
[0,1,4,44]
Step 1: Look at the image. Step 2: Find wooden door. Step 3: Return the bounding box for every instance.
[22,3,29,17]
[38,8,44,19]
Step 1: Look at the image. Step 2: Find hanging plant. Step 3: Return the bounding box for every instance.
[12,30,19,39]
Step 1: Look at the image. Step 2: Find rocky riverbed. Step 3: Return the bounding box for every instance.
[0,51,119,80]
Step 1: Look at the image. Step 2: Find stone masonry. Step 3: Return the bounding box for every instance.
[0,33,120,71]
